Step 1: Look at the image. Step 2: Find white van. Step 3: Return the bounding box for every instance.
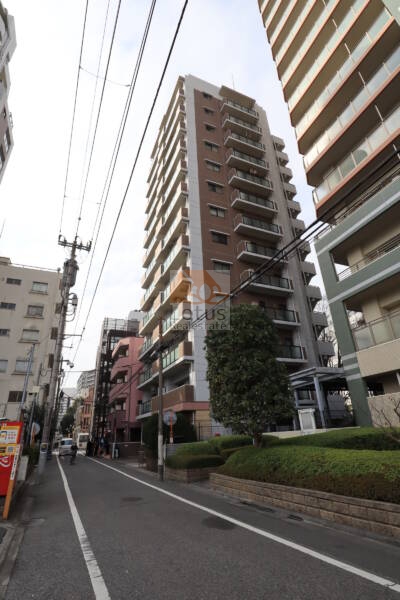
[59,438,73,456]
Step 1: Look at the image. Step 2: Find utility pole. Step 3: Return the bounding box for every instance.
[157,317,164,481]
[18,344,35,420]
[38,235,91,475]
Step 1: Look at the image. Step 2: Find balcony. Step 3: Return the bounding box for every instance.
[138,336,157,360]
[301,261,316,280]
[226,148,268,175]
[240,269,293,296]
[231,189,276,217]
[141,256,158,289]
[224,130,266,158]
[352,309,400,352]
[158,235,190,284]
[160,268,191,308]
[276,149,289,166]
[237,241,286,266]
[312,311,328,329]
[162,182,188,226]
[265,307,300,327]
[318,339,335,357]
[162,302,191,340]
[233,214,282,242]
[137,341,193,389]
[222,113,262,140]
[150,384,196,414]
[337,233,400,282]
[277,345,307,363]
[220,98,259,124]
[228,168,273,197]
[306,285,322,308]
[283,181,297,198]
[279,165,293,182]
[137,399,152,418]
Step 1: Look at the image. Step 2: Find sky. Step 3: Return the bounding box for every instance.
[0,0,322,387]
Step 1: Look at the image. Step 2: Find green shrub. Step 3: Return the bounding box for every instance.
[261,434,281,447]
[220,446,253,461]
[279,427,400,451]
[207,435,253,454]
[219,445,400,503]
[175,441,214,456]
[165,454,224,470]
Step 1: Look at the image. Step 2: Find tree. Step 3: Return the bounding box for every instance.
[60,408,75,437]
[142,413,197,455]
[205,303,294,446]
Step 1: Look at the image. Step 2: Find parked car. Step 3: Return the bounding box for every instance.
[59,438,73,456]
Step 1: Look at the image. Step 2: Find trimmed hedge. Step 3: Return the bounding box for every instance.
[261,434,281,447]
[220,446,253,461]
[207,435,253,454]
[279,427,400,451]
[218,446,400,503]
[174,441,214,456]
[165,454,224,470]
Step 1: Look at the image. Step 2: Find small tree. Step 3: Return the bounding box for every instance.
[142,413,197,455]
[205,304,294,446]
[60,408,75,436]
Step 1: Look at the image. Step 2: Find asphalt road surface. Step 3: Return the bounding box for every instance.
[5,454,400,600]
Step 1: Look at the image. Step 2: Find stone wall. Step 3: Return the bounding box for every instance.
[165,466,217,483]
[210,473,400,539]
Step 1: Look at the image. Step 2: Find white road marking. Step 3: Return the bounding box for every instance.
[57,456,111,600]
[89,457,400,595]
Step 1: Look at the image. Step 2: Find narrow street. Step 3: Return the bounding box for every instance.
[4,455,400,600]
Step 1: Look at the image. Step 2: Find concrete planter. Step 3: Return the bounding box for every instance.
[210,473,400,539]
[165,466,218,483]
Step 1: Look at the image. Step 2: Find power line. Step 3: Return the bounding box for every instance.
[59,0,90,235]
[71,0,188,363]
[75,0,123,238]
[71,0,157,348]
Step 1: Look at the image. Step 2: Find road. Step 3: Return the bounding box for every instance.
[4,454,400,600]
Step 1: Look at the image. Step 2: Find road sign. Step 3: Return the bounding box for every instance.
[163,410,177,426]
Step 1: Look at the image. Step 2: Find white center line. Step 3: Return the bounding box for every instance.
[57,456,111,600]
[89,457,400,595]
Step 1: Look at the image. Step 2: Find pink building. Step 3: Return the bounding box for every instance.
[108,336,143,442]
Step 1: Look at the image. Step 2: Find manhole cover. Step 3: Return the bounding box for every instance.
[202,516,235,530]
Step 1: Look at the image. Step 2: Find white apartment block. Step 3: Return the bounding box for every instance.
[0,256,61,419]
[0,2,16,184]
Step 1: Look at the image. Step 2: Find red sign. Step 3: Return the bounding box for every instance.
[0,422,23,496]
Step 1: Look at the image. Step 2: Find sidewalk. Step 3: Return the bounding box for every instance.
[1,459,94,600]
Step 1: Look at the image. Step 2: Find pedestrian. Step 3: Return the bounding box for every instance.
[70,441,78,465]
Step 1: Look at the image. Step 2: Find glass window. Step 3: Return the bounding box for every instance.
[8,391,23,403]
[354,327,373,350]
[385,46,400,73]
[205,124,215,132]
[353,140,369,165]
[6,278,21,285]
[204,107,214,115]
[15,359,31,373]
[204,141,219,153]
[0,302,16,310]
[0,360,7,373]
[368,122,386,150]
[27,305,44,317]
[211,231,228,245]
[205,160,221,172]
[366,66,387,94]
[384,106,400,135]
[0,329,10,336]
[213,261,230,272]
[207,182,224,194]
[209,206,225,218]
[21,329,40,342]
[32,281,48,293]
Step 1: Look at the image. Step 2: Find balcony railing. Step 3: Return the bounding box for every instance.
[277,345,306,359]
[138,399,152,415]
[241,269,293,290]
[234,214,282,235]
[231,190,276,212]
[352,309,400,351]
[265,307,299,323]
[222,114,261,134]
[226,149,266,168]
[337,233,400,281]
[229,168,272,189]
[221,98,258,118]
[237,241,286,261]
[224,131,265,151]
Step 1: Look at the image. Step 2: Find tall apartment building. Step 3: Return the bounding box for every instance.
[0,256,61,419]
[92,313,142,440]
[77,369,96,396]
[258,0,400,424]
[0,2,15,184]
[138,75,334,433]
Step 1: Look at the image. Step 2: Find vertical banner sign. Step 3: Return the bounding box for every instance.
[0,421,23,520]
